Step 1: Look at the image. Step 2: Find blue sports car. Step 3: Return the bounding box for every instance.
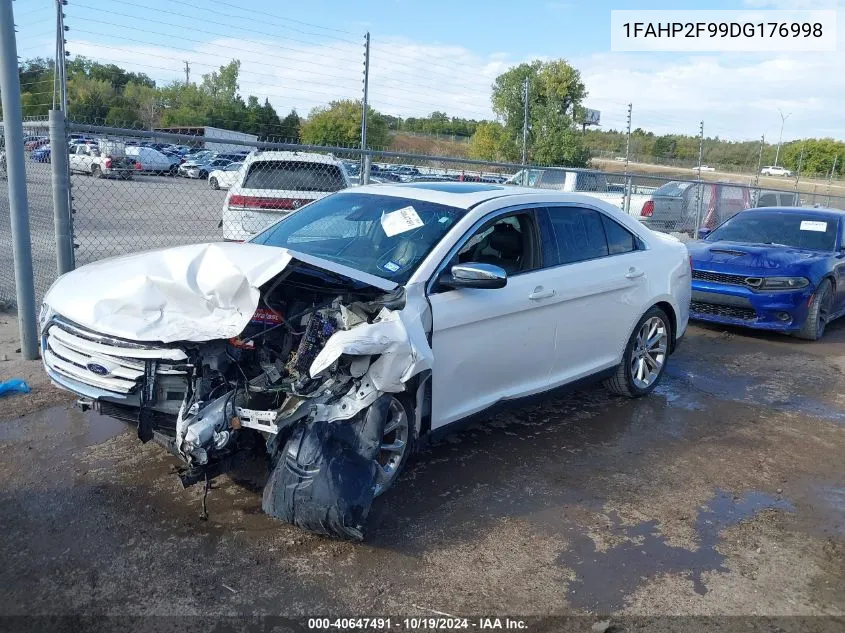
[687,206,845,340]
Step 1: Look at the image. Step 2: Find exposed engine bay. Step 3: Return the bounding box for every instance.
[43,252,432,540]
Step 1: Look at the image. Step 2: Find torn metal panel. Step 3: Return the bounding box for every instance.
[44,242,294,343]
[309,285,434,393]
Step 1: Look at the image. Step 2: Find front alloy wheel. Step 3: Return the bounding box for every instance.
[373,397,412,496]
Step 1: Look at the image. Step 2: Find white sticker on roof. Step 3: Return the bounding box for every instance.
[800,220,827,232]
[381,206,424,237]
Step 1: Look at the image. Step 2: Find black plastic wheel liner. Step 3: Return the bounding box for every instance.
[262,394,391,540]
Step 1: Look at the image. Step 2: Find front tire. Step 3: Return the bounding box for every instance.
[209,177,219,190]
[604,306,672,398]
[795,279,832,341]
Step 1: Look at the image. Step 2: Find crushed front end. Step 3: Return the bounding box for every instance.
[40,249,432,540]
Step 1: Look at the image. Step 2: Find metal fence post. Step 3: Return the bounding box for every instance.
[49,110,74,275]
[623,103,632,213]
[0,0,39,359]
[693,120,704,239]
[521,78,529,186]
[359,32,370,185]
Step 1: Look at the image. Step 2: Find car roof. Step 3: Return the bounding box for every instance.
[244,150,341,165]
[744,206,845,219]
[351,182,609,210]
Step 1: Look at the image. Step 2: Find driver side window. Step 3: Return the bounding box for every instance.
[453,211,539,276]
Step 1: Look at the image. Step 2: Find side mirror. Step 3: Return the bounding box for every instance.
[697,227,712,239]
[440,263,507,290]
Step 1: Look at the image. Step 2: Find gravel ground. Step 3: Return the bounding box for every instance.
[0,320,843,626]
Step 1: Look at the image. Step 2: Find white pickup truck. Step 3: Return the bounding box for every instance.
[505,168,653,216]
[68,140,135,179]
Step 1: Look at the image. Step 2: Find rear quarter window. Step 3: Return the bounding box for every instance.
[242,161,346,192]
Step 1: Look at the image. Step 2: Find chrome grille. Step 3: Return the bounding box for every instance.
[690,301,757,322]
[42,319,188,394]
[692,269,750,286]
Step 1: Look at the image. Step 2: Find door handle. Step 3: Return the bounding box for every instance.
[529,287,555,300]
[625,267,645,279]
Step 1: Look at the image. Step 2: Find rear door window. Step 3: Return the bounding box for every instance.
[601,215,638,255]
[544,206,609,265]
[243,161,346,192]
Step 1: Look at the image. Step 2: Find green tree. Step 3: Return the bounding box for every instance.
[300,99,390,148]
[67,75,115,123]
[468,121,511,161]
[782,139,844,176]
[279,109,302,142]
[491,59,589,166]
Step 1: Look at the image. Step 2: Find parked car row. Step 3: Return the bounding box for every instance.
[639,181,801,234]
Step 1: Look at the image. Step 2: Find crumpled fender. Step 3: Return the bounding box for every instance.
[308,285,433,393]
[261,395,391,540]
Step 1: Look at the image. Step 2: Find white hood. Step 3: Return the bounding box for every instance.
[43,242,396,344]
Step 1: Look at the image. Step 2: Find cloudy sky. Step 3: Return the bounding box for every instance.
[13,0,845,141]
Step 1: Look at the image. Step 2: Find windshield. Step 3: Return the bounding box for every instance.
[251,192,464,283]
[707,211,838,251]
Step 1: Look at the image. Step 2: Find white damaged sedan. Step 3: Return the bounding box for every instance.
[40,183,691,539]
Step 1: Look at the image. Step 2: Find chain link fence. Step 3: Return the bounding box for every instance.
[2,117,845,309]
[0,117,55,309]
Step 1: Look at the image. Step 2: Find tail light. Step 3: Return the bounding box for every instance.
[228,195,309,210]
[641,200,654,217]
[104,158,112,169]
[135,161,142,170]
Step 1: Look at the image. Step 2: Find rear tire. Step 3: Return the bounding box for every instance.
[795,279,832,341]
[209,177,219,190]
[91,165,102,179]
[604,306,672,398]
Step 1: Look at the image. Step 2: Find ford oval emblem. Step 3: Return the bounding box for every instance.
[86,362,109,376]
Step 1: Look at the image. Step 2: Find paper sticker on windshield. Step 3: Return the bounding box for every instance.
[382,261,400,272]
[381,206,424,237]
[800,220,827,232]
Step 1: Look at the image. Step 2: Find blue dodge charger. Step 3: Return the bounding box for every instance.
[687,206,845,340]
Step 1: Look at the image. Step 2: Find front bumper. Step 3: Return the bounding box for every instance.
[690,279,814,332]
[40,317,189,414]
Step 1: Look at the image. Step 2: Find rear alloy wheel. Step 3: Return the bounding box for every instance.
[604,307,671,398]
[209,177,219,190]
[373,396,414,496]
[796,279,832,341]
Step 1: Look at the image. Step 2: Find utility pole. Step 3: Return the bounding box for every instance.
[360,32,370,184]
[184,60,191,85]
[694,120,704,239]
[774,108,791,167]
[623,103,632,213]
[521,77,529,185]
[754,135,764,187]
[0,0,39,359]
